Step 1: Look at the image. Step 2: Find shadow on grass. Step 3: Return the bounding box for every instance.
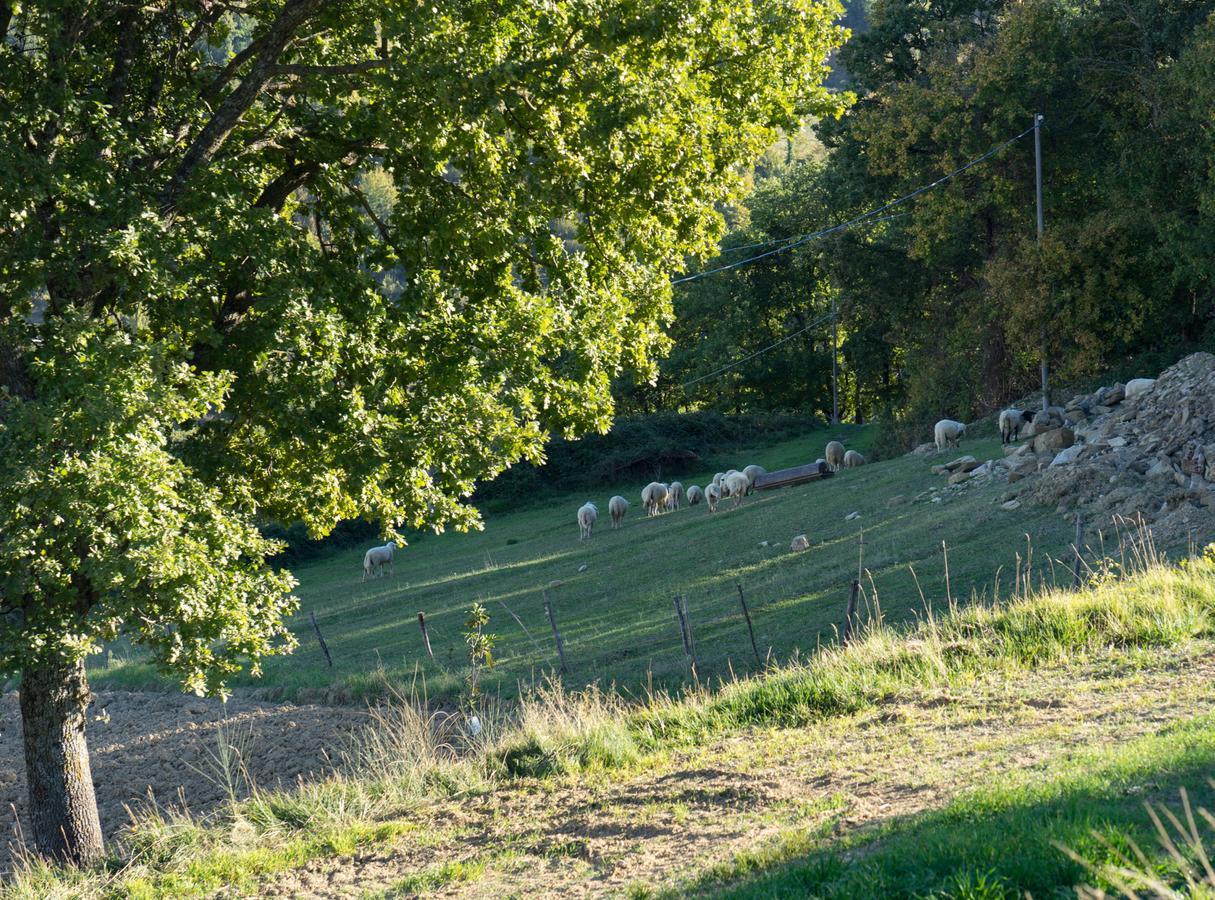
[687,713,1215,899]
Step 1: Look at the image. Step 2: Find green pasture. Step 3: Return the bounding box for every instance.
[93,424,1085,702]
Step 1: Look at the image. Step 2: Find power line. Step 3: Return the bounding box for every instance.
[680,310,836,389]
[717,211,912,254]
[674,123,1039,392]
[673,123,1036,286]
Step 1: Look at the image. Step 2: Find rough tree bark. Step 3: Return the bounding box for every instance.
[20,656,104,864]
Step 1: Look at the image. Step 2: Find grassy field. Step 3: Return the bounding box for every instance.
[92,422,1087,702]
[16,545,1215,898]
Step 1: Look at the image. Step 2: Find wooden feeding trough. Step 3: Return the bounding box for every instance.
[753,460,833,491]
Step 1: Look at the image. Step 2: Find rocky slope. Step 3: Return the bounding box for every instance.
[916,352,1215,550]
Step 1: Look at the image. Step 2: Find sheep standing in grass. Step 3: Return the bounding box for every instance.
[934,419,966,452]
[998,408,1033,444]
[642,482,670,516]
[608,495,629,529]
[667,481,684,510]
[825,441,845,472]
[577,501,599,540]
[842,450,865,468]
[705,482,720,513]
[742,464,766,494]
[362,542,396,581]
[686,485,704,506]
[712,472,726,491]
[724,471,749,507]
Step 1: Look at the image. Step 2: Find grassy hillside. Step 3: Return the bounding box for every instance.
[17,544,1215,898]
[94,423,1083,703]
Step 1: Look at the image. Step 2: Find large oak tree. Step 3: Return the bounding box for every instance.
[0,0,846,864]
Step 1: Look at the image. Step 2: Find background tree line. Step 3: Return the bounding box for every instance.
[622,0,1215,453]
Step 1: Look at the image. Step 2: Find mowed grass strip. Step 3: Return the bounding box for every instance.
[93,424,1081,703]
[684,712,1215,899]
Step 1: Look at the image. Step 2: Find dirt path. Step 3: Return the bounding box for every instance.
[259,644,1215,898]
[0,690,369,873]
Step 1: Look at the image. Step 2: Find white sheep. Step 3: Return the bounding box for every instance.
[362,542,396,581]
[608,495,629,529]
[825,441,845,472]
[711,472,726,491]
[686,485,704,506]
[667,481,684,510]
[577,501,598,540]
[641,482,670,517]
[842,450,865,468]
[998,408,1033,444]
[705,482,720,513]
[1125,377,1156,399]
[724,471,749,507]
[742,464,766,494]
[934,419,966,452]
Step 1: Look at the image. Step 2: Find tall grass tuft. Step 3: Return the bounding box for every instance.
[1062,785,1215,898]
[492,679,642,777]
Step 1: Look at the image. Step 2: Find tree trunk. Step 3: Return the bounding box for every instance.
[20,656,104,865]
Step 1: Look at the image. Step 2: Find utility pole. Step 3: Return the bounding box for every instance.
[831,295,839,424]
[1035,112,1048,412]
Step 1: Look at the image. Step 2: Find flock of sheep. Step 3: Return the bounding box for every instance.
[576,441,867,540]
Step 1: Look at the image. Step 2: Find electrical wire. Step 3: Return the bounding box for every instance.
[673,122,1036,286]
[679,310,836,389]
[674,122,1040,391]
[717,211,912,254]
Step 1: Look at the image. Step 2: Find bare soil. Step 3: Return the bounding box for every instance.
[0,690,368,873]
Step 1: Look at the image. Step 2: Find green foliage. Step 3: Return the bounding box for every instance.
[0,0,847,693]
[656,2,1215,446]
[462,602,495,709]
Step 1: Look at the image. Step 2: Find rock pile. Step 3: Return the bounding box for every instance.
[1010,352,1215,549]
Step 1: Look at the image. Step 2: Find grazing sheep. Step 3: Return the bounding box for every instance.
[1125,377,1156,399]
[705,482,720,513]
[667,481,684,510]
[577,501,598,540]
[998,408,1034,444]
[933,419,966,452]
[725,471,749,506]
[642,482,670,516]
[842,450,865,468]
[742,464,766,494]
[686,485,704,506]
[608,495,629,529]
[825,441,845,472]
[362,542,396,581]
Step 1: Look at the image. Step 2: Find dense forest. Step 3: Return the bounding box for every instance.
[620,0,1215,452]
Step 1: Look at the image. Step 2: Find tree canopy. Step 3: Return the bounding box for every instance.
[649,0,1215,446]
[0,0,848,862]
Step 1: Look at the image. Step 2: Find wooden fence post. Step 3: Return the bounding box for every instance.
[737,584,761,668]
[310,611,333,668]
[673,595,692,673]
[681,595,698,673]
[417,611,434,659]
[1071,513,1084,589]
[543,591,568,674]
[842,580,860,646]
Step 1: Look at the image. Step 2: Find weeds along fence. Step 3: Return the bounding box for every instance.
[300,515,1165,698]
